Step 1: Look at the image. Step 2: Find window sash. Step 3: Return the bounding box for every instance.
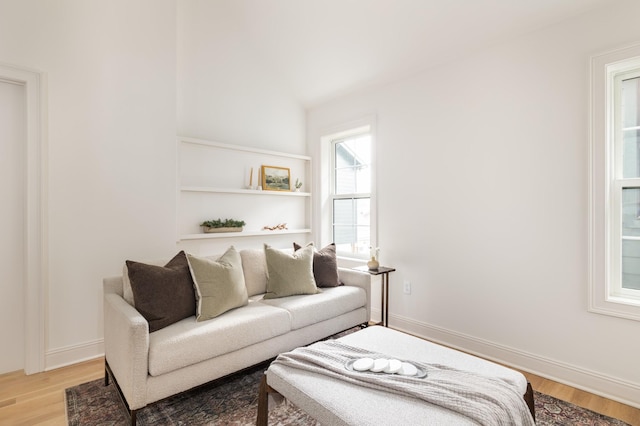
[609,68,640,304]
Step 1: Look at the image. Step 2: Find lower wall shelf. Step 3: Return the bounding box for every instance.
[180,228,312,240]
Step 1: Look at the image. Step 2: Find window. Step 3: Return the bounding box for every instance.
[317,120,376,259]
[590,44,640,321]
[331,132,372,256]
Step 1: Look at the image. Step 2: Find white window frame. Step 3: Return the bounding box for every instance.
[589,44,640,321]
[317,116,377,260]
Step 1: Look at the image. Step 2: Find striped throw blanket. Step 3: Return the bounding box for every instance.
[271,340,535,426]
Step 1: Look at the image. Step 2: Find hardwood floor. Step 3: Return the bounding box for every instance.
[0,358,103,425]
[522,370,640,425]
[0,357,638,425]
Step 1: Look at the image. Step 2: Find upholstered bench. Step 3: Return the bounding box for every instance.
[258,326,535,425]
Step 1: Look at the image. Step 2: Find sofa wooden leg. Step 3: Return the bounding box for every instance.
[257,373,272,426]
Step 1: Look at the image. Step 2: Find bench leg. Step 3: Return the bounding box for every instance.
[524,382,535,422]
[257,373,274,426]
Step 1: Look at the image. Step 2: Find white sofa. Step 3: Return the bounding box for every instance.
[103,247,371,425]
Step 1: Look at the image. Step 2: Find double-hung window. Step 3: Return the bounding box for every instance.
[327,128,373,257]
[590,45,640,321]
[319,119,376,259]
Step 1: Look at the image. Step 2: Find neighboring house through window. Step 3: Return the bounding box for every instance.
[590,44,640,321]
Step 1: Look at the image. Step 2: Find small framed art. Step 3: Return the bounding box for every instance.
[262,165,291,191]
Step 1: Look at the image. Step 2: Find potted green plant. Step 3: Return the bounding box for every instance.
[294,178,302,192]
[200,218,246,233]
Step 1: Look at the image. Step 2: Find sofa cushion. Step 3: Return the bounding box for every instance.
[126,251,196,333]
[148,301,291,376]
[187,247,248,321]
[239,249,268,296]
[293,242,341,288]
[258,286,366,330]
[263,244,319,299]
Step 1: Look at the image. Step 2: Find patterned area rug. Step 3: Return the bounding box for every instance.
[66,363,629,425]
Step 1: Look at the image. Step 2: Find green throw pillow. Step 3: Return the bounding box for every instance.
[263,244,319,299]
[187,247,248,321]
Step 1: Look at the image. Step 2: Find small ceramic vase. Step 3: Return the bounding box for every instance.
[367,257,379,271]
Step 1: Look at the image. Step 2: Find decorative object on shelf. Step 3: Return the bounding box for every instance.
[201,218,246,233]
[262,165,291,191]
[367,246,380,270]
[294,178,302,192]
[262,223,288,231]
[246,167,254,189]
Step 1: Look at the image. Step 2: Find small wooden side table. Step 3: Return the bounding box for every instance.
[352,265,396,327]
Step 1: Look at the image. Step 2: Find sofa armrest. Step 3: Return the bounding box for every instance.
[103,282,150,410]
[338,268,372,323]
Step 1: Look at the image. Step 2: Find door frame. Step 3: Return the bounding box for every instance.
[0,63,47,374]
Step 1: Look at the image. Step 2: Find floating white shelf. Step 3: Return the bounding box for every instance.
[180,186,311,197]
[180,228,312,240]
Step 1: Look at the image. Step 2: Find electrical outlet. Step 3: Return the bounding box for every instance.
[403,280,411,295]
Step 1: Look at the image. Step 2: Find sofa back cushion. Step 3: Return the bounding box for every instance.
[240,249,268,296]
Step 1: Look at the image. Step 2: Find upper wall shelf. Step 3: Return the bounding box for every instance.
[180,186,311,197]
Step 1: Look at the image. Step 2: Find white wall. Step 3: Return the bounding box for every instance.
[0,0,307,370]
[177,0,305,155]
[176,0,307,256]
[307,0,640,407]
[0,0,177,369]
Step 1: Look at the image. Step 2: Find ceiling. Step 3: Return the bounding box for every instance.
[222,0,617,108]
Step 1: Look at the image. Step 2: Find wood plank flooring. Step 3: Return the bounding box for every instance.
[0,357,638,425]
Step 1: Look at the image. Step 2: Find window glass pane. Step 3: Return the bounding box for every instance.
[335,165,371,194]
[334,135,371,194]
[622,188,640,291]
[622,188,640,236]
[622,77,640,178]
[623,129,640,178]
[333,198,370,255]
[622,240,640,290]
[622,77,640,129]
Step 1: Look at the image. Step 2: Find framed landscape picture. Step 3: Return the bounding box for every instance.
[262,165,291,191]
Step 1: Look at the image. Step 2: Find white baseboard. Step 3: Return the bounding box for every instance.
[389,313,640,410]
[45,339,104,371]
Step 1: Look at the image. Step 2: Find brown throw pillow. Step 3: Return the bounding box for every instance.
[293,242,341,288]
[126,251,196,332]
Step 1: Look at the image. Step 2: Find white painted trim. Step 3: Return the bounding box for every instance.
[45,339,104,371]
[589,43,640,322]
[0,63,47,374]
[390,313,640,409]
[313,113,378,253]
